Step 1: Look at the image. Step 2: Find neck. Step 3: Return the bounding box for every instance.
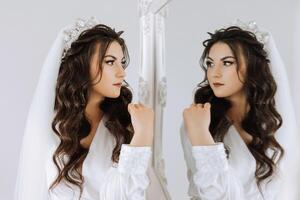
[226,90,249,125]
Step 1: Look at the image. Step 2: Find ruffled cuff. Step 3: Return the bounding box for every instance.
[192,143,228,187]
[118,144,152,175]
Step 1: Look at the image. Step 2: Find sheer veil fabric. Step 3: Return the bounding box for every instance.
[14,29,64,199]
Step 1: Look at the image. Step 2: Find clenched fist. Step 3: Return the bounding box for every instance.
[182,102,215,146]
[128,103,154,147]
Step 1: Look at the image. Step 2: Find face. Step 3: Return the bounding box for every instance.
[90,41,126,98]
[206,42,246,99]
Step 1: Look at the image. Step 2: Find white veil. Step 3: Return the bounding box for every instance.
[14,29,64,199]
[265,31,300,200]
[230,20,300,199]
[14,18,99,200]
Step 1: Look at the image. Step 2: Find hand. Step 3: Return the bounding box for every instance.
[182,102,215,146]
[128,103,154,147]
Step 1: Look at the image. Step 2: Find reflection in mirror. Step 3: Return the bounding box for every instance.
[163,0,300,199]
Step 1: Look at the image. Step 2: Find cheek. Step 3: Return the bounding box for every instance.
[226,70,244,90]
[206,70,212,83]
[226,67,242,82]
[93,68,111,89]
[91,67,121,97]
[100,66,114,84]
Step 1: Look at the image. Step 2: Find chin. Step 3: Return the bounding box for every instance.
[215,94,226,98]
[107,92,121,98]
[213,91,229,98]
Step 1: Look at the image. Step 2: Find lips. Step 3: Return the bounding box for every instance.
[113,83,122,87]
[213,82,224,87]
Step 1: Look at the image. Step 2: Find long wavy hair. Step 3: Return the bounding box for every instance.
[49,24,134,195]
[195,26,284,186]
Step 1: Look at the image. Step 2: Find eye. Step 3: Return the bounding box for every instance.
[205,61,214,68]
[121,60,127,69]
[223,61,234,66]
[105,60,115,66]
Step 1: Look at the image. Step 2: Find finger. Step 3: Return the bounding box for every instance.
[128,103,133,114]
[192,103,200,107]
[182,109,189,119]
[138,103,145,108]
[204,102,211,110]
[196,103,203,108]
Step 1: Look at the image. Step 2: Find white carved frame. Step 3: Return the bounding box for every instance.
[138,0,171,199]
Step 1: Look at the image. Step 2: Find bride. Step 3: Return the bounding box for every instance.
[15,17,154,199]
[181,20,298,200]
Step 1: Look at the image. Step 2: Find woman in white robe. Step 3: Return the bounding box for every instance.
[181,22,294,200]
[15,18,154,200]
[47,115,152,199]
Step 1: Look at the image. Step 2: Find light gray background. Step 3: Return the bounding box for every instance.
[0,0,140,199]
[0,0,299,199]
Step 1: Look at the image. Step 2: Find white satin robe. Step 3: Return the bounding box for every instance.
[180,123,282,200]
[46,116,152,200]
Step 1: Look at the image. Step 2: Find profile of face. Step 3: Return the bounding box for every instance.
[206,42,246,99]
[90,41,126,98]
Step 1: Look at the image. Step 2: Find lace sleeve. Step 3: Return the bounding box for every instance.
[99,144,152,199]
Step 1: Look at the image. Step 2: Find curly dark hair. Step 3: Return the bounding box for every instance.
[49,24,134,196]
[194,26,284,186]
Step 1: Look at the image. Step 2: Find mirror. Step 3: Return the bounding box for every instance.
[162,0,298,199]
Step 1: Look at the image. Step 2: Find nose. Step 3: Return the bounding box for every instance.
[116,63,126,78]
[212,64,222,78]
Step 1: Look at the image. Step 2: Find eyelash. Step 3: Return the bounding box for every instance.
[205,60,234,68]
[105,60,127,68]
[106,60,115,65]
[206,61,214,68]
[223,61,234,66]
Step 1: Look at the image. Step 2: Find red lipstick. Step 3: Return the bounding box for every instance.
[213,82,224,87]
[113,83,122,87]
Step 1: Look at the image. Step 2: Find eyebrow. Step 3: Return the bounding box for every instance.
[104,55,125,60]
[104,55,117,59]
[206,56,236,61]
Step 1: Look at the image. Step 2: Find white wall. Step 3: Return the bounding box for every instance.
[292,0,300,127]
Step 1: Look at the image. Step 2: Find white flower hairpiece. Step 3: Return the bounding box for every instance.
[62,17,99,58]
[223,19,270,45]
